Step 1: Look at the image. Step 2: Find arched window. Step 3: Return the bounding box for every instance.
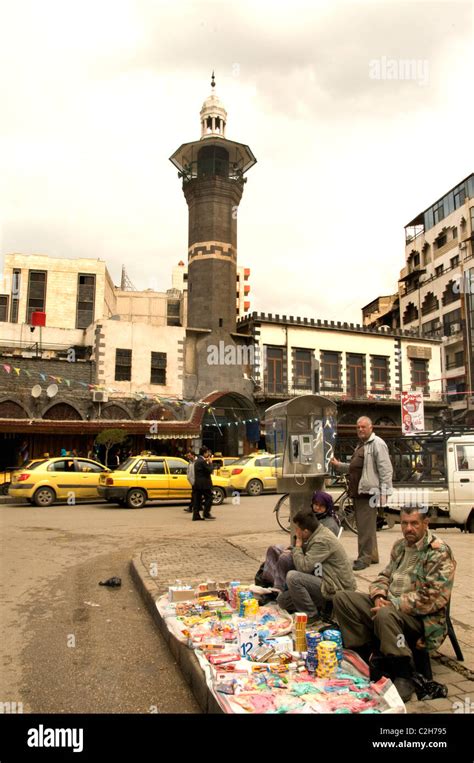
[442,280,460,307]
[421,292,439,316]
[0,400,28,418]
[43,403,82,420]
[403,302,419,324]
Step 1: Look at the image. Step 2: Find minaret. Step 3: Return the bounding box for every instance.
[170,74,256,332]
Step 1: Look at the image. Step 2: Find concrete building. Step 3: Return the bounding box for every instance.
[237,312,444,441]
[399,173,474,423]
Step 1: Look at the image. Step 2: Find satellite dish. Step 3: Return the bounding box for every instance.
[46,384,59,398]
[31,385,42,398]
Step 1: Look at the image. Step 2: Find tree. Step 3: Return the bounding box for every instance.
[94,429,128,467]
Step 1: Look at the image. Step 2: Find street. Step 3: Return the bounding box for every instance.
[1,494,473,714]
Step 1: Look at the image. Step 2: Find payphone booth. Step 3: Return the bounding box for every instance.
[265,395,337,530]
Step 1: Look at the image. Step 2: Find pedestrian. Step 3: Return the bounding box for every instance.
[332,507,456,701]
[193,446,215,521]
[275,511,356,626]
[330,416,393,570]
[254,491,342,597]
[184,451,196,513]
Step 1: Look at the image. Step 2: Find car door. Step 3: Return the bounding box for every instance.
[166,458,191,499]
[452,443,474,517]
[46,459,78,500]
[75,459,107,498]
[138,460,169,500]
[254,456,274,490]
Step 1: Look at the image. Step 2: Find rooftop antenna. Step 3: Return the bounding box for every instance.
[120,265,137,291]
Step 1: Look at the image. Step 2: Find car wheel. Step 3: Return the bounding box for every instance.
[33,487,56,507]
[212,487,225,505]
[247,479,263,496]
[126,488,146,509]
[466,512,474,534]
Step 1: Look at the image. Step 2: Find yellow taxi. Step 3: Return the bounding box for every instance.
[219,452,282,496]
[97,455,232,508]
[8,457,110,506]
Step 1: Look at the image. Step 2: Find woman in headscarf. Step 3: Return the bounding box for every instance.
[253,491,342,596]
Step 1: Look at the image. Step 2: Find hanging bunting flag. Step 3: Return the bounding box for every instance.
[65,379,71,387]
[25,370,31,377]
[3,364,11,373]
[40,373,46,382]
[14,368,20,375]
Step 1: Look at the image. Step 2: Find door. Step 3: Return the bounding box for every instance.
[452,444,474,519]
[166,458,191,499]
[138,460,169,499]
[254,457,276,490]
[75,459,107,498]
[46,459,79,500]
[266,348,284,394]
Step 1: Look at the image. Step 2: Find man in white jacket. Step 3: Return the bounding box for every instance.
[330,417,393,571]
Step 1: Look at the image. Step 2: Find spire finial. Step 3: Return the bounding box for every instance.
[211,71,215,89]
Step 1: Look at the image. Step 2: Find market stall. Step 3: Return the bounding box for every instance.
[156,581,406,715]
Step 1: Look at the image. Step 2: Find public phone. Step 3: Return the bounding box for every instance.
[290,433,314,464]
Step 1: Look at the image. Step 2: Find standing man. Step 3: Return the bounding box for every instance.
[193,446,215,521]
[184,451,196,514]
[332,507,455,701]
[330,416,393,571]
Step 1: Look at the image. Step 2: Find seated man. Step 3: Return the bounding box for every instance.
[332,507,456,702]
[276,511,356,626]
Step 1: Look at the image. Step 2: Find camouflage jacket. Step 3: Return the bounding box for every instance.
[369,530,456,651]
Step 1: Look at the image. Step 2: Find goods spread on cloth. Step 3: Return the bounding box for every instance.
[156,580,406,715]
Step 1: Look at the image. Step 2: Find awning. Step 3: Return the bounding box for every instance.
[145,433,198,440]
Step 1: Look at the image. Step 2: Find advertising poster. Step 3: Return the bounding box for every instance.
[401,391,425,434]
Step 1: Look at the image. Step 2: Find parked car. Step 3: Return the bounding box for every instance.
[219,452,282,496]
[8,457,110,506]
[97,455,232,508]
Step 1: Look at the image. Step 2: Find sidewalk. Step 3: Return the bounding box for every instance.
[131,526,474,715]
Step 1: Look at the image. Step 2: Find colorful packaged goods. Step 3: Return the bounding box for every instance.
[322,629,344,665]
[237,623,259,659]
[316,640,338,678]
[293,612,308,652]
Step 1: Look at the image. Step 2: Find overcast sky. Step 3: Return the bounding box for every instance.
[0,0,472,323]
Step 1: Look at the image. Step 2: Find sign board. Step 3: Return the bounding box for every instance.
[401,390,425,434]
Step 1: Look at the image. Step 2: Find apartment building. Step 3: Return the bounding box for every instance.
[399,173,474,422]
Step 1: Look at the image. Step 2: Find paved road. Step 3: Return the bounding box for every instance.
[1,494,472,714]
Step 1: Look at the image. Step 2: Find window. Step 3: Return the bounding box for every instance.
[442,280,460,307]
[450,255,460,269]
[321,351,341,390]
[0,295,8,322]
[26,270,46,323]
[403,303,419,324]
[433,202,444,224]
[48,460,75,472]
[411,359,429,394]
[443,308,462,336]
[294,349,312,388]
[255,457,272,467]
[77,460,104,473]
[150,352,167,385]
[10,269,20,323]
[167,300,181,327]
[347,354,365,397]
[413,253,420,268]
[167,459,187,475]
[421,292,439,316]
[141,460,166,475]
[422,318,441,338]
[76,274,96,329]
[454,185,466,209]
[266,347,284,394]
[456,445,474,471]
[435,265,443,277]
[371,356,389,392]
[435,234,447,249]
[115,349,132,381]
[452,227,458,239]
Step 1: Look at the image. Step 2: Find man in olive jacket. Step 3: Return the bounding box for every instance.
[277,511,356,625]
[332,507,456,702]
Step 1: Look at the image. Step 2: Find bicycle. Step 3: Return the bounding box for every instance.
[274,475,357,534]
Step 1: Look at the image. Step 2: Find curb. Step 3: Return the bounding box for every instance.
[129,554,222,714]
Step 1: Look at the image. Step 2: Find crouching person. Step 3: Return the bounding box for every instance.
[277,511,356,627]
[332,507,456,702]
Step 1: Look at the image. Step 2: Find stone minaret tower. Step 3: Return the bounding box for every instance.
[170,73,256,333]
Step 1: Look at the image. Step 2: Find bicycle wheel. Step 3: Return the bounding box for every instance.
[275,493,291,533]
[340,495,358,534]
